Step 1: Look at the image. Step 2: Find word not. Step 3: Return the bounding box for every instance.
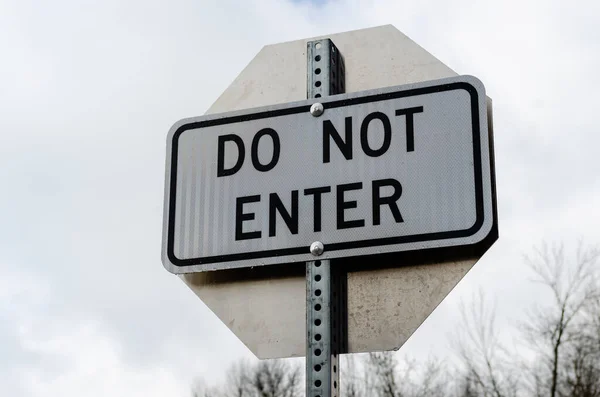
[217,107,424,177]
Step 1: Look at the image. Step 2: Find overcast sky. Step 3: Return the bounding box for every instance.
[1,0,599,396]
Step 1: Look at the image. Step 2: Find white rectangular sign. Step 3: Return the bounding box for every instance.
[162,75,495,273]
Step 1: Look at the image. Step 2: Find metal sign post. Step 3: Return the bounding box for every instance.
[306,259,338,397]
[305,39,345,397]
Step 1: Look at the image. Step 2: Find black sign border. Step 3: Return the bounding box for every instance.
[167,81,485,267]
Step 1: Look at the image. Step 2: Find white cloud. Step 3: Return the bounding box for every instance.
[18,319,188,397]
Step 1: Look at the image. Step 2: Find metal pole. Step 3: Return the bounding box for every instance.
[307,259,339,397]
[306,38,345,397]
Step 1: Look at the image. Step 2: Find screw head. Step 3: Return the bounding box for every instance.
[310,241,324,256]
[310,103,324,117]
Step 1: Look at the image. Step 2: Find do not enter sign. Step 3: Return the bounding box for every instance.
[161,75,495,273]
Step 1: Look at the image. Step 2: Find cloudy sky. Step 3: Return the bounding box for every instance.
[1,0,599,395]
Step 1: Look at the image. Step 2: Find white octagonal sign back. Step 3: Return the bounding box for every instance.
[170,25,496,358]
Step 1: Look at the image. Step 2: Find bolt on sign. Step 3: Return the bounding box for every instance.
[162,75,495,273]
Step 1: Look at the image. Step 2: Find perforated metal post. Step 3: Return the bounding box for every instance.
[307,39,345,99]
[306,39,345,397]
[306,260,338,397]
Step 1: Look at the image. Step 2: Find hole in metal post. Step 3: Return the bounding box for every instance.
[334,365,337,373]
[315,304,321,311]
[315,81,321,87]
[315,275,321,281]
[315,349,322,356]
[315,94,321,98]
[315,319,321,326]
[315,289,322,296]
[315,68,321,75]
[314,364,321,372]
[315,334,321,341]
[315,261,321,267]
[334,381,337,389]
[315,55,321,61]
[315,380,322,387]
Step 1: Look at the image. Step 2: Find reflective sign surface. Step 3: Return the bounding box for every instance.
[162,75,495,273]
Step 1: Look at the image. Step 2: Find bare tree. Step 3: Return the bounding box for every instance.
[363,351,448,397]
[453,291,521,397]
[521,242,600,397]
[366,351,402,397]
[341,354,365,397]
[226,361,252,397]
[191,359,301,397]
[402,357,447,397]
[561,289,600,397]
[250,360,301,397]
[192,377,222,397]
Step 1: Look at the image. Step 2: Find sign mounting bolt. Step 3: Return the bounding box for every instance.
[310,241,324,256]
[310,103,324,117]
